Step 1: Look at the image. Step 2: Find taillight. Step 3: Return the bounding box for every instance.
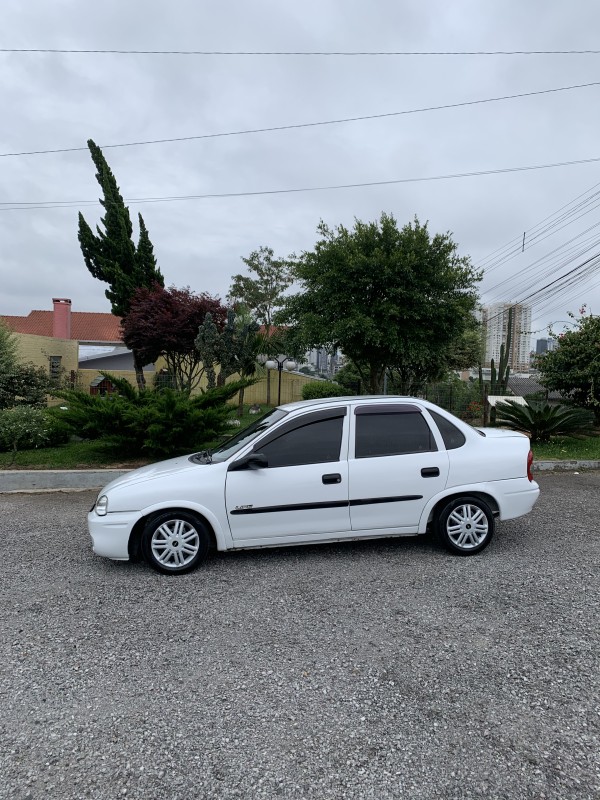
[527,449,534,482]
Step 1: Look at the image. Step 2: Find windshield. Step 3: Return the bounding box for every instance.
[209,408,288,462]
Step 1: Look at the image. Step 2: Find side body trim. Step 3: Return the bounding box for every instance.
[230,495,423,515]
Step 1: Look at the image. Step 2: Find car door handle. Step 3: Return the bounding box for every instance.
[421,467,440,478]
[322,473,342,484]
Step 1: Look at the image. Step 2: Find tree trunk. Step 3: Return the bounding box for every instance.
[133,352,146,392]
[237,386,245,417]
[368,364,385,394]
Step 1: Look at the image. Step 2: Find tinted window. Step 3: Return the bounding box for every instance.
[428,410,466,450]
[209,408,288,462]
[355,412,436,458]
[258,416,344,468]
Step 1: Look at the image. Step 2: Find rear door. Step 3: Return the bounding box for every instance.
[348,404,449,531]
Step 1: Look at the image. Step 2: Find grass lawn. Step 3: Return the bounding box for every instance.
[0,404,275,470]
[531,436,600,461]
[0,441,153,470]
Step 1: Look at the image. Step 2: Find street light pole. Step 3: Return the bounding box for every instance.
[265,355,297,406]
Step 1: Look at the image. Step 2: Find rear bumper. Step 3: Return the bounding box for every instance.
[87,510,140,560]
[497,480,540,521]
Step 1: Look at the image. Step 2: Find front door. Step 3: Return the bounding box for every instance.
[226,409,350,544]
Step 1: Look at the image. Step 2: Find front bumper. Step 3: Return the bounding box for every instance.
[87,510,140,561]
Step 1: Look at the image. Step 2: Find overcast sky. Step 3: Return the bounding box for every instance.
[3,0,600,343]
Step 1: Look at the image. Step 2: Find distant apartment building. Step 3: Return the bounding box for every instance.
[535,337,557,355]
[481,303,532,372]
[305,347,343,376]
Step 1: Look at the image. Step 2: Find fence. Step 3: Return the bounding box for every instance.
[413,381,486,421]
[76,367,316,407]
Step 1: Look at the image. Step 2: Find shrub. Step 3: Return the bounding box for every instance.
[50,373,252,457]
[302,381,351,400]
[495,399,596,444]
[0,406,51,456]
[44,410,73,447]
[0,363,52,409]
[464,400,484,420]
[334,362,364,394]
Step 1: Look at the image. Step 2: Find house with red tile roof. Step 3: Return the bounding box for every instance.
[2,298,123,346]
[1,298,314,402]
[0,298,126,390]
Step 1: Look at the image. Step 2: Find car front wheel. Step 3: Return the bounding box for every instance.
[141,511,210,574]
[434,497,494,556]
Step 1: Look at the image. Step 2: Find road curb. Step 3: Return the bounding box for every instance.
[1,460,599,493]
[0,469,131,493]
[533,460,600,472]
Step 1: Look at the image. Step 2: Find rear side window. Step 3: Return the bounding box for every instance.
[428,410,466,450]
[355,412,436,458]
[258,416,344,468]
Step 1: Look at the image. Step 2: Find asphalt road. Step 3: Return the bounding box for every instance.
[1,473,599,800]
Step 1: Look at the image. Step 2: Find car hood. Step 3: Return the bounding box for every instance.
[100,454,208,494]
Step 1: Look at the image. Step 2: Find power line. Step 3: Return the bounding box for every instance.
[480,189,600,277]
[480,252,600,337]
[477,179,600,273]
[484,228,600,302]
[2,48,600,56]
[1,79,599,158]
[4,154,600,211]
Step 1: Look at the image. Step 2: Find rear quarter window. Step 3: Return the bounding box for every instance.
[428,410,466,450]
[427,409,467,450]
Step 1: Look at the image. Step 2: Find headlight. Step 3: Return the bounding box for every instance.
[95,495,109,516]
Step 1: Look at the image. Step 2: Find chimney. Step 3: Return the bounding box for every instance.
[52,298,72,339]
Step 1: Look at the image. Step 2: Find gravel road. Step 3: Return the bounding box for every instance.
[1,473,599,799]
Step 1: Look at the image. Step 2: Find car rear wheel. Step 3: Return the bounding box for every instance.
[435,497,494,556]
[141,511,210,574]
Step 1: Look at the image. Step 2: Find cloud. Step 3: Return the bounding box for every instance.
[2,0,600,341]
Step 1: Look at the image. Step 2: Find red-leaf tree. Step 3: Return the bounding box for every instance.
[122,284,227,393]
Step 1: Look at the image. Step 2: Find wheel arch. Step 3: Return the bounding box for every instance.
[128,506,220,561]
[421,490,500,533]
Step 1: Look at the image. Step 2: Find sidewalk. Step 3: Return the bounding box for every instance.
[1,460,600,493]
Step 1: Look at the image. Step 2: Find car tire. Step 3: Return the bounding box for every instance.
[141,511,210,575]
[434,496,494,556]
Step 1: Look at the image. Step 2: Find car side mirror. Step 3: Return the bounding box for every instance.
[228,452,268,471]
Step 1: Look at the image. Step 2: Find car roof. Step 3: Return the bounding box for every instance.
[279,395,428,412]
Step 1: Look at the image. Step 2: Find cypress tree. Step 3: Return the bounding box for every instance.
[78,139,164,389]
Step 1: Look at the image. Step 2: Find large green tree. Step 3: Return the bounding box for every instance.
[228,246,293,403]
[78,139,164,390]
[537,312,600,421]
[228,246,292,331]
[281,213,481,394]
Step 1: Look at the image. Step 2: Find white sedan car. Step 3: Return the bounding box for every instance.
[88,397,539,574]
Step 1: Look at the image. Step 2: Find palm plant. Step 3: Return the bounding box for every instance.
[495,399,596,444]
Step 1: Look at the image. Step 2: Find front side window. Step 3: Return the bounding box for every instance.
[258,416,344,468]
[210,408,288,462]
[355,412,436,458]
